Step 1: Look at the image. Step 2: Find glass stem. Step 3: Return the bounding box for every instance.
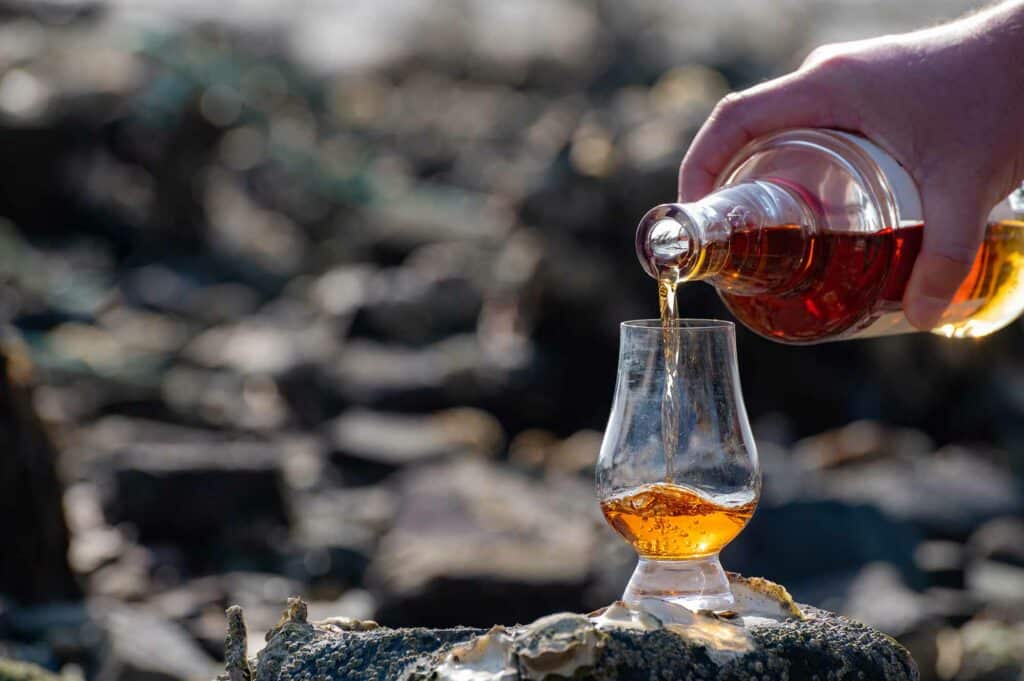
[623,554,733,612]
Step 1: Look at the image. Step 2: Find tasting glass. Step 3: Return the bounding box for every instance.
[596,319,759,611]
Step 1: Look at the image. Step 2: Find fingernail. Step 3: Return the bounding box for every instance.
[908,296,948,329]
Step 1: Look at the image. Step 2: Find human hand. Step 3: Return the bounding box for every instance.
[678,2,1024,330]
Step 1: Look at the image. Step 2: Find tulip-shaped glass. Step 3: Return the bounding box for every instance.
[596,320,759,611]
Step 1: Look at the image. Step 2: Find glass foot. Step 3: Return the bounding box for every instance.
[622,554,733,612]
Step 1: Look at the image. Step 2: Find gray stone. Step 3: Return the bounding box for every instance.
[3,601,96,658]
[913,540,965,589]
[792,421,933,470]
[965,560,1024,604]
[324,408,503,480]
[0,658,61,681]
[327,337,478,410]
[722,500,923,605]
[968,516,1024,567]
[954,619,1024,681]
[96,606,218,681]
[101,441,289,547]
[288,487,399,583]
[816,447,1023,538]
[838,563,931,638]
[366,460,599,628]
[228,584,918,681]
[0,346,79,605]
[348,265,483,345]
[183,315,334,377]
[160,367,292,432]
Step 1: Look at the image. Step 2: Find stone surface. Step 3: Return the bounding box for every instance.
[229,580,918,681]
[0,658,61,681]
[366,460,599,628]
[347,266,483,345]
[954,619,1024,681]
[96,606,218,681]
[816,448,1023,539]
[839,563,932,638]
[722,500,923,606]
[288,487,398,584]
[100,441,290,548]
[325,408,503,483]
[0,345,79,604]
[968,516,1024,567]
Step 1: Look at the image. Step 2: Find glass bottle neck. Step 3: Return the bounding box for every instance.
[636,181,815,295]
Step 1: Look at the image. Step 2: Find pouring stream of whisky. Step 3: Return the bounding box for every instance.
[658,270,681,482]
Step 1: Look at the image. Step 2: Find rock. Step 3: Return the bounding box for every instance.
[839,563,932,638]
[307,265,376,320]
[144,573,306,660]
[183,314,334,377]
[96,606,218,681]
[205,172,308,277]
[3,601,99,678]
[347,265,483,345]
[326,337,480,411]
[324,408,503,484]
[224,606,250,681]
[543,430,602,477]
[87,543,154,601]
[0,344,79,604]
[954,619,1024,681]
[64,482,126,576]
[327,331,542,417]
[966,560,1024,605]
[161,367,291,431]
[75,417,228,455]
[792,421,933,470]
[366,460,598,627]
[230,580,917,681]
[913,540,965,590]
[356,186,513,256]
[288,487,399,584]
[121,266,261,325]
[101,441,289,551]
[0,658,61,681]
[816,447,1023,539]
[968,516,1024,568]
[722,500,923,607]
[505,429,602,478]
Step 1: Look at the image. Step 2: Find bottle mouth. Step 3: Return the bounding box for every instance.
[635,204,697,280]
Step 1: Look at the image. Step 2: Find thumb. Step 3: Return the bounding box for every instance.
[903,186,986,330]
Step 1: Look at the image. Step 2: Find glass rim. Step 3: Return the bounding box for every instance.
[621,319,734,331]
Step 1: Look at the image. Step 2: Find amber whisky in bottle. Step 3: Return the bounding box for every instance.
[637,129,1024,344]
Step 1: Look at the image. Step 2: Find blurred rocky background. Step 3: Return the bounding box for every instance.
[0,1,1022,681]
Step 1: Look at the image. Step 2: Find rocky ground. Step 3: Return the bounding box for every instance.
[0,2,1023,681]
[227,586,918,681]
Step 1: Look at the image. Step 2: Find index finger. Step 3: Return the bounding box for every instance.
[679,70,854,201]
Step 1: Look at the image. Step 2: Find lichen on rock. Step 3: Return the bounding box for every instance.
[225,605,252,681]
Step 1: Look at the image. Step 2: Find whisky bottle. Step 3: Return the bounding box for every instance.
[636,129,1024,344]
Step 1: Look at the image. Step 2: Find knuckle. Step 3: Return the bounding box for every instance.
[710,92,744,121]
[801,44,837,67]
[805,50,863,79]
[933,241,980,266]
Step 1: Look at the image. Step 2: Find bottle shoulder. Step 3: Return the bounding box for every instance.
[716,128,920,233]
